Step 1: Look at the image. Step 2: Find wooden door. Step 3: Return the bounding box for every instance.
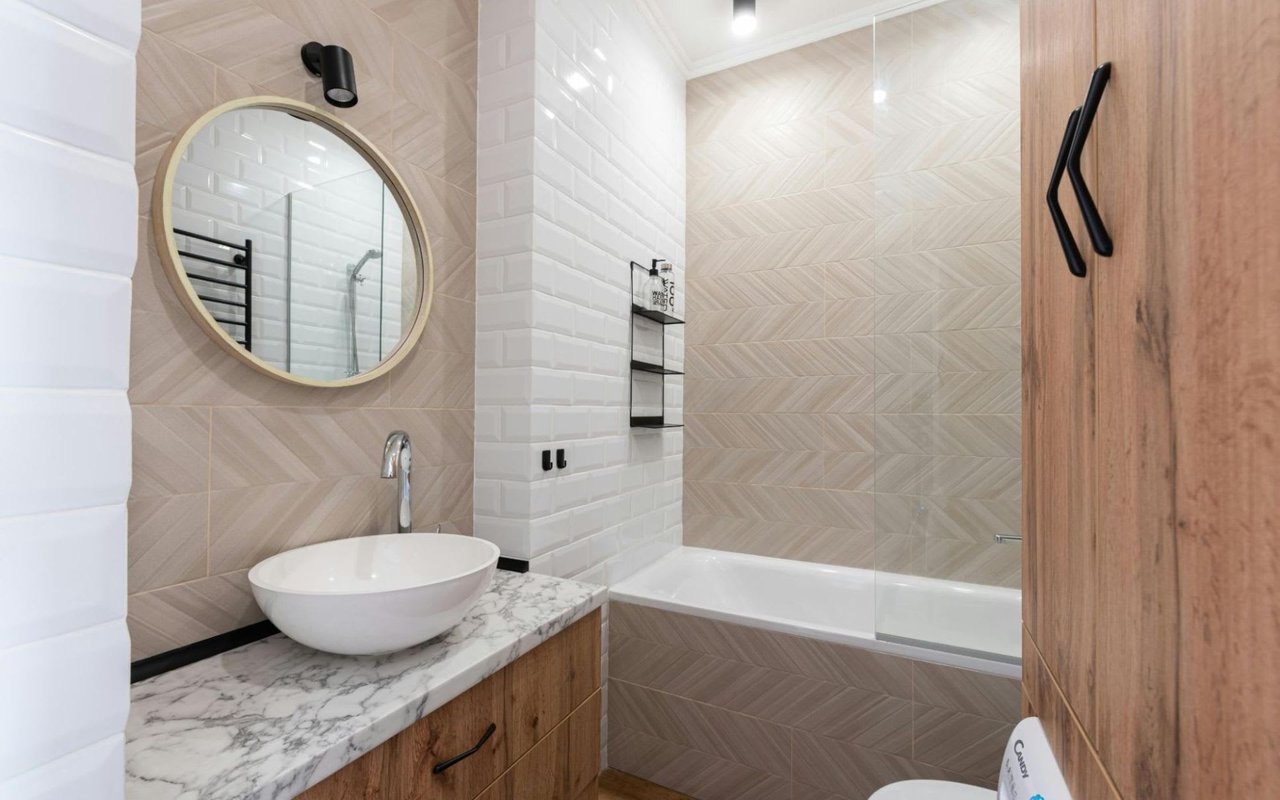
[1092,1,1280,798]
[1020,0,1100,735]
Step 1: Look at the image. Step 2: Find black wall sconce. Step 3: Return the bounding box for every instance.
[301,42,358,108]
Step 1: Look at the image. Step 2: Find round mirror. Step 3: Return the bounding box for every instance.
[153,97,432,386]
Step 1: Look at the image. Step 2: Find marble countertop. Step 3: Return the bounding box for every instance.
[125,570,606,800]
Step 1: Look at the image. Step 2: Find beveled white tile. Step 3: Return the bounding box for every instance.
[0,1,137,160]
[0,505,127,649]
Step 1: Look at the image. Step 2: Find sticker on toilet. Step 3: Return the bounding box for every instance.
[997,718,1072,800]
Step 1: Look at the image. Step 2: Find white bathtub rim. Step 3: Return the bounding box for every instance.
[610,547,1021,680]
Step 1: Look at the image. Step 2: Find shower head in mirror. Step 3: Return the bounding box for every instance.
[349,249,383,282]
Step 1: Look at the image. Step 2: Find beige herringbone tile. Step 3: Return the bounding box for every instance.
[684,481,873,530]
[933,414,1020,457]
[920,495,1020,543]
[792,729,957,797]
[683,514,874,568]
[208,476,389,573]
[685,375,875,415]
[932,371,1020,413]
[689,302,825,346]
[132,0,477,653]
[388,348,475,408]
[688,268,826,312]
[685,413,825,451]
[691,186,874,244]
[924,538,1020,587]
[608,603,913,698]
[913,706,1012,779]
[913,197,1019,251]
[687,0,1022,590]
[608,724,790,800]
[690,152,827,210]
[136,29,217,155]
[610,635,836,726]
[685,448,825,488]
[610,681,791,778]
[392,36,477,190]
[127,569,262,660]
[128,493,208,593]
[932,329,1021,371]
[914,661,1020,721]
[362,0,477,83]
[132,406,210,498]
[686,339,873,380]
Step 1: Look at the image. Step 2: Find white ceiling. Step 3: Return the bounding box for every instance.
[637,0,924,77]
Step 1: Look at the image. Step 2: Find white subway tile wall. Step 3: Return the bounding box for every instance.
[0,1,139,797]
[475,0,685,584]
[171,108,409,380]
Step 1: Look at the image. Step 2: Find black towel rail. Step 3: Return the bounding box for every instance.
[174,228,254,351]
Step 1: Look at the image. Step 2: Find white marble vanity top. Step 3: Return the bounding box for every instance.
[125,570,605,800]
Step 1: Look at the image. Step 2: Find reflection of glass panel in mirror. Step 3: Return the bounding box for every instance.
[162,102,428,385]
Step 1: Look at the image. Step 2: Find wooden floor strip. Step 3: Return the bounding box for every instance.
[598,768,695,800]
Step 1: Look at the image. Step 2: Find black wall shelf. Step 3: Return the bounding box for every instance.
[630,417,684,429]
[629,261,683,429]
[630,359,683,375]
[632,304,684,325]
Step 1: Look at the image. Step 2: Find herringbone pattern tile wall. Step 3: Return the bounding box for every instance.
[685,0,1020,589]
[127,0,478,660]
[609,602,1020,799]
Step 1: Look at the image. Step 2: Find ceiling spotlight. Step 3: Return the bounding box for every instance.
[732,0,757,36]
[301,42,358,108]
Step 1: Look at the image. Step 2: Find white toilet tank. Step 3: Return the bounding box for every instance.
[997,718,1072,800]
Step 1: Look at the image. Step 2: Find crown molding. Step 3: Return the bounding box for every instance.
[633,0,693,77]
[670,0,948,79]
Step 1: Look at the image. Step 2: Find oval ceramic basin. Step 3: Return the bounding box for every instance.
[248,534,499,655]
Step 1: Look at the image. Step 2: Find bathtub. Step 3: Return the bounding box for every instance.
[610,546,1020,678]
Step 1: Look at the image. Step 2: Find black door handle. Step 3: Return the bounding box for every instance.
[1066,62,1113,256]
[1047,108,1087,278]
[431,722,497,774]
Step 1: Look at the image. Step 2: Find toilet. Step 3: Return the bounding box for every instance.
[870,717,1071,800]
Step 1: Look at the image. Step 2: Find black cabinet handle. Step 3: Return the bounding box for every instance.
[1066,62,1114,257]
[1047,108,1087,278]
[431,723,497,775]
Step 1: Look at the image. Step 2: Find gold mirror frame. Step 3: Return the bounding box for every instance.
[152,96,434,388]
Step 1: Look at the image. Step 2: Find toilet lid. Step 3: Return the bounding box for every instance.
[868,780,997,800]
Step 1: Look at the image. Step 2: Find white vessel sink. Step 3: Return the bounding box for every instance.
[248,533,500,655]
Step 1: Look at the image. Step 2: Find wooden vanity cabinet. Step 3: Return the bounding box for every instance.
[300,609,601,800]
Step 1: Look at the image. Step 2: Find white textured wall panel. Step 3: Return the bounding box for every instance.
[475,0,685,584]
[0,0,139,793]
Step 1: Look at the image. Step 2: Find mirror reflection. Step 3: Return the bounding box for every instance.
[168,106,421,381]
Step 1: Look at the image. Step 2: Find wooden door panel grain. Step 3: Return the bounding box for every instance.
[1091,2,1182,797]
[401,669,508,800]
[1020,0,1100,738]
[566,692,601,800]
[479,694,602,800]
[507,610,601,758]
[1022,628,1120,800]
[1093,1,1280,797]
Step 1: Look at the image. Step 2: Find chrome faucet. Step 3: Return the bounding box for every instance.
[381,431,412,533]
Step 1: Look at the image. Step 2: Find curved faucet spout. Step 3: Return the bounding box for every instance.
[381,431,412,533]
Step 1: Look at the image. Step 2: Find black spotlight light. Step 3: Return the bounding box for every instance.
[301,42,358,108]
